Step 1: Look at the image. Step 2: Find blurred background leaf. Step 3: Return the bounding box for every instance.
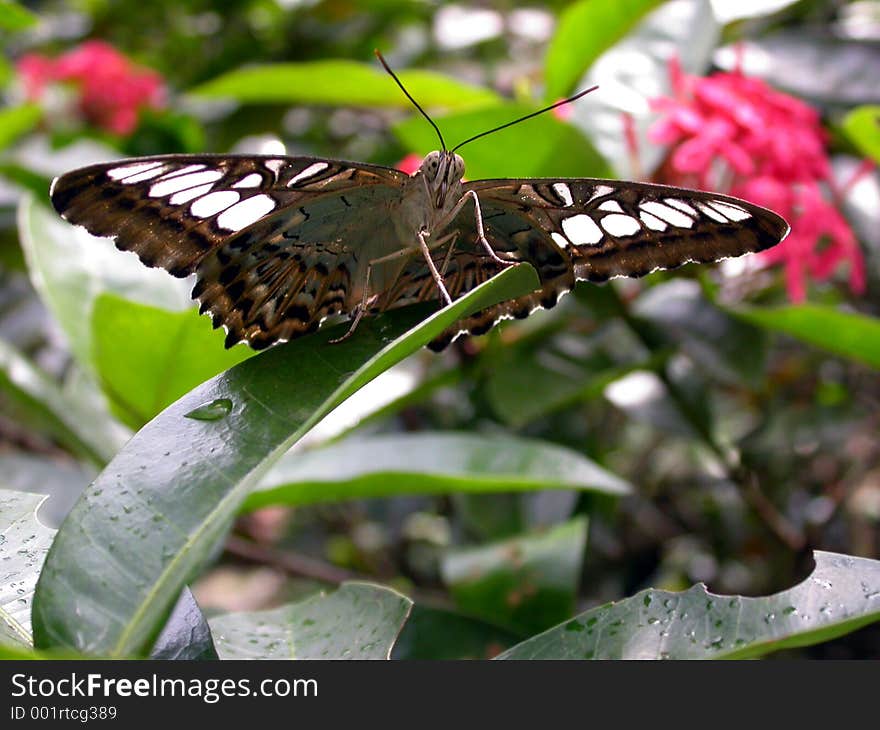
[544,0,665,102]
[210,582,411,660]
[3,0,879,661]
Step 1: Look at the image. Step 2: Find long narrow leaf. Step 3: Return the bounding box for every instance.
[32,264,539,657]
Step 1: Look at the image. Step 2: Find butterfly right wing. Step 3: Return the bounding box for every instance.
[385,177,789,350]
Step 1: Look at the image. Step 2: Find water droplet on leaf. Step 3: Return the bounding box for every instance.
[184,398,233,421]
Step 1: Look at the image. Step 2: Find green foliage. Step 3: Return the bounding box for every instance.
[498,552,880,659]
[0,105,41,151]
[3,0,880,662]
[443,518,588,636]
[92,294,253,428]
[31,267,540,656]
[210,583,411,659]
[0,0,37,31]
[0,491,54,649]
[394,103,611,179]
[731,304,880,370]
[842,106,880,163]
[245,433,630,510]
[544,0,666,101]
[0,338,117,464]
[191,61,501,111]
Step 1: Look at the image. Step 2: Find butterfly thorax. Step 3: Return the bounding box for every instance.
[396,150,465,237]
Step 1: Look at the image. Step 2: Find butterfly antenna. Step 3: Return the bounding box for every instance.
[451,86,599,153]
[375,50,446,152]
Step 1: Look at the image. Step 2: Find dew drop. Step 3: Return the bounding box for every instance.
[184,397,233,421]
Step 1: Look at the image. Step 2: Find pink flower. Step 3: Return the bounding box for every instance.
[650,60,866,302]
[16,54,57,99]
[396,153,423,175]
[16,40,166,135]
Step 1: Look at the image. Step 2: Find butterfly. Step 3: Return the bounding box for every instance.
[49,57,789,352]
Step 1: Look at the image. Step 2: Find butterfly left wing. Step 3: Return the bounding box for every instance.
[50,154,408,278]
[389,178,789,350]
[50,154,412,348]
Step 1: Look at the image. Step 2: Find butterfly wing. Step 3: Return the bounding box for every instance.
[403,178,788,349]
[52,158,789,352]
[50,154,409,347]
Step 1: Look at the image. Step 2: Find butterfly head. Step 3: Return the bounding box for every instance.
[419,150,465,208]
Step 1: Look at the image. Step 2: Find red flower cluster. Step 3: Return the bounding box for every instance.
[650,58,866,302]
[17,40,166,136]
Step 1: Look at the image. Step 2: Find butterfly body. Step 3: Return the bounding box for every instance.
[50,150,788,351]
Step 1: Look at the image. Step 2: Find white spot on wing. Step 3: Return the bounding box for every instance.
[156,164,206,179]
[551,231,570,249]
[663,198,698,216]
[149,170,223,198]
[264,159,286,175]
[107,161,164,181]
[708,201,751,221]
[640,201,694,228]
[696,202,727,222]
[191,190,241,218]
[232,173,264,189]
[640,210,667,232]
[170,183,213,205]
[599,200,624,213]
[601,214,641,237]
[217,194,277,231]
[288,161,329,187]
[552,183,574,207]
[562,214,603,245]
[588,184,614,201]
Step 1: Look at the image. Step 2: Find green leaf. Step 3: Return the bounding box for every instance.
[393,103,611,180]
[842,105,880,164]
[544,0,665,101]
[149,588,218,660]
[190,61,500,110]
[730,304,880,370]
[485,327,650,427]
[391,604,519,660]
[32,264,540,657]
[0,491,55,649]
[0,337,120,464]
[92,294,253,429]
[497,551,880,659]
[0,105,41,151]
[245,432,630,510]
[0,163,53,199]
[210,582,411,660]
[0,454,94,528]
[0,54,13,88]
[0,1,38,30]
[634,280,768,388]
[18,194,191,368]
[442,517,588,636]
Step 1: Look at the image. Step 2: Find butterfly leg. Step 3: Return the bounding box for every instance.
[329,246,417,344]
[437,190,518,267]
[437,230,460,277]
[418,229,453,306]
